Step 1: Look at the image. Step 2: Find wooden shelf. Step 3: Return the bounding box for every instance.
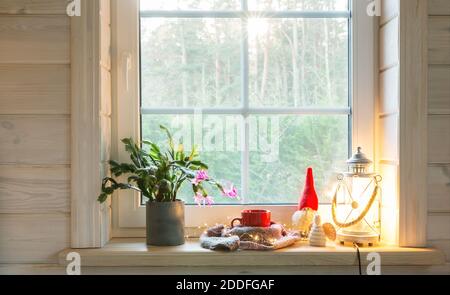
[59,238,446,267]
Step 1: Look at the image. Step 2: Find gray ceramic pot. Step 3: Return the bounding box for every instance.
[146,200,185,246]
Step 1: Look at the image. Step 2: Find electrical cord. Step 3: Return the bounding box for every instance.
[353,242,362,275]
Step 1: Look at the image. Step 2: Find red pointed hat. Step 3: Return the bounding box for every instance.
[298,167,319,211]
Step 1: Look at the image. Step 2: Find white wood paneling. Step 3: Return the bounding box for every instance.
[428,17,450,65]
[2,263,450,275]
[100,67,112,116]
[71,0,112,248]
[378,163,399,245]
[100,115,112,163]
[381,0,399,25]
[100,19,111,70]
[380,66,399,114]
[429,65,450,113]
[428,240,450,261]
[398,0,428,247]
[58,238,446,267]
[0,0,73,265]
[0,0,67,15]
[0,214,70,263]
[0,165,70,214]
[0,65,70,114]
[0,115,70,165]
[427,214,450,240]
[380,17,399,70]
[429,0,450,16]
[428,115,450,163]
[100,0,111,25]
[428,165,450,213]
[0,16,70,64]
[379,114,398,161]
[428,0,450,262]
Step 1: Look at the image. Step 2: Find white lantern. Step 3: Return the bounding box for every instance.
[331,147,382,247]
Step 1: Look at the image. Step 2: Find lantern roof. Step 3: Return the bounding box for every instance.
[347,147,372,165]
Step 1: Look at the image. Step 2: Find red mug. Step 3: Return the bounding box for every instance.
[231,209,274,228]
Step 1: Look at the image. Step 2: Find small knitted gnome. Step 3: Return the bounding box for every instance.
[309,214,327,247]
[292,167,319,239]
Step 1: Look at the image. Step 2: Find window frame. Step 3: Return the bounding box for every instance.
[111,0,376,234]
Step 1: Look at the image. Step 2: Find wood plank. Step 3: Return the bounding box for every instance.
[0,115,70,165]
[378,163,399,245]
[428,115,450,163]
[0,213,70,263]
[379,114,398,161]
[398,0,428,247]
[429,0,450,16]
[58,238,446,267]
[428,165,450,212]
[429,65,450,113]
[0,0,67,15]
[380,17,399,70]
[0,16,69,64]
[427,214,450,240]
[428,240,450,262]
[100,67,111,116]
[100,115,111,162]
[0,65,70,114]
[429,17,450,65]
[100,20,111,70]
[71,0,109,248]
[2,263,450,275]
[381,0,399,25]
[379,66,399,114]
[100,0,111,25]
[0,165,70,214]
[4,263,450,275]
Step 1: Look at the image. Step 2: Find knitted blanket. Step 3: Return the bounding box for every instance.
[200,224,300,251]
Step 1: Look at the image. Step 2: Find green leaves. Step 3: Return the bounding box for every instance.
[97,125,227,205]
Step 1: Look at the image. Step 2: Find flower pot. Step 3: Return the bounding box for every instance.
[146,200,185,246]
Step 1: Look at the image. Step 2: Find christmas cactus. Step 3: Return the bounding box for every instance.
[98,125,238,205]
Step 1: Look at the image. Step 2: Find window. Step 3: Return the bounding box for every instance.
[113,0,375,230]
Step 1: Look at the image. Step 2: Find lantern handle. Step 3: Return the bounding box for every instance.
[331,184,380,228]
[375,175,382,183]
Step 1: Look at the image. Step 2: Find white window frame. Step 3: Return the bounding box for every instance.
[111,0,376,235]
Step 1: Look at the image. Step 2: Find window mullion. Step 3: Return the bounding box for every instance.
[139,11,351,18]
[241,0,249,204]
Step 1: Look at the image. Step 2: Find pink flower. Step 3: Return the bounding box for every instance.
[191,170,209,186]
[204,195,214,206]
[223,185,239,199]
[193,192,214,207]
[193,192,203,206]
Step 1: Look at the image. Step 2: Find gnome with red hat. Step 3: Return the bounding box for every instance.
[292,167,319,239]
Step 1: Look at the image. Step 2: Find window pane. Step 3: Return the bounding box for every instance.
[248,0,348,11]
[142,115,242,204]
[248,18,349,107]
[140,0,241,11]
[248,115,348,203]
[141,18,241,108]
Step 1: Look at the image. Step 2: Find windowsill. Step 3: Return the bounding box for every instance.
[59,238,445,267]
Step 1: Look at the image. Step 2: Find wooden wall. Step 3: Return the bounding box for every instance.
[427,0,450,261]
[378,0,400,246]
[0,0,70,263]
[0,0,447,265]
